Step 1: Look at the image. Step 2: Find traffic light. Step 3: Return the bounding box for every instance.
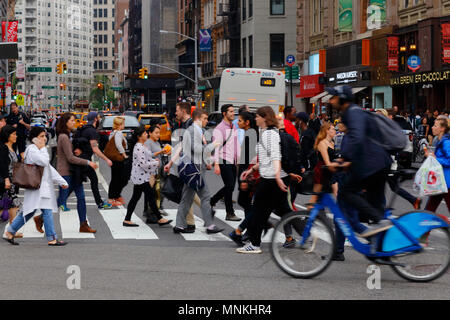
[143,68,148,79]
[12,90,17,99]
[62,62,68,74]
[201,101,206,108]
[97,83,103,90]
[63,83,67,90]
[60,83,64,90]
[139,68,145,79]
[57,63,62,74]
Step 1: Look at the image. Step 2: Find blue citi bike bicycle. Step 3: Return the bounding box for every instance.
[270,169,450,282]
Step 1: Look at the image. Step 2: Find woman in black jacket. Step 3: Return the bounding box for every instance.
[0,126,22,236]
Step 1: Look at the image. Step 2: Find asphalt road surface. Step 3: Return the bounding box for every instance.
[0,160,448,300]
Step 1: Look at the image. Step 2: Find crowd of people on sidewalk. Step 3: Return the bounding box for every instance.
[0,85,449,256]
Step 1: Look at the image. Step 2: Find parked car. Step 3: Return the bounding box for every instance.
[98,115,141,151]
[138,114,172,143]
[73,112,87,129]
[205,110,239,129]
[30,117,48,128]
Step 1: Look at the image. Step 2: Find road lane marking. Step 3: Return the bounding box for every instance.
[98,208,159,240]
[3,220,45,239]
[59,210,95,239]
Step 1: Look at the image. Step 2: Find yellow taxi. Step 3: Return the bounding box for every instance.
[73,112,87,128]
[138,114,172,143]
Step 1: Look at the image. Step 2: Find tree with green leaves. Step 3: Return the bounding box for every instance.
[89,75,117,110]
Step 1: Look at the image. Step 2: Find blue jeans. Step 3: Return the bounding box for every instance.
[57,176,87,223]
[334,198,368,254]
[8,209,57,242]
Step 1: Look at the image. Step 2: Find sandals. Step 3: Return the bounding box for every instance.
[48,240,67,247]
[3,237,19,246]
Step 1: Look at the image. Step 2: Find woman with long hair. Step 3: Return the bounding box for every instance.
[107,116,129,207]
[311,122,337,205]
[0,126,22,237]
[237,107,293,254]
[124,126,171,227]
[3,127,69,246]
[425,118,450,213]
[56,112,98,233]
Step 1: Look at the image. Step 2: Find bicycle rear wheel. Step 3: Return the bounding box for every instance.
[270,211,336,279]
[390,226,450,282]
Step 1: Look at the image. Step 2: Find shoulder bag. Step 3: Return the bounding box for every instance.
[104,132,126,162]
[11,149,44,190]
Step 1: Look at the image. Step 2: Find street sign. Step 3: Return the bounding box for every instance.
[111,87,123,91]
[407,55,421,72]
[42,86,55,89]
[285,66,299,80]
[28,67,52,73]
[286,55,296,67]
[48,96,58,99]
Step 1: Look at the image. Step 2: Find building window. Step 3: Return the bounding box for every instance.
[270,0,285,15]
[270,33,284,68]
[242,38,247,67]
[311,0,322,35]
[249,0,253,18]
[249,35,253,68]
[242,0,246,21]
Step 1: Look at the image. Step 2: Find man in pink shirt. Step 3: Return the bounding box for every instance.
[283,106,300,143]
[211,104,241,221]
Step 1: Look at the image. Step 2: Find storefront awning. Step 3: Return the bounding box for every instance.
[310,91,328,103]
[352,87,367,94]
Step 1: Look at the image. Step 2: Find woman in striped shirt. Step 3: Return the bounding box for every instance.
[237,107,292,254]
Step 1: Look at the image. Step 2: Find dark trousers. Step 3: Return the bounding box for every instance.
[85,166,103,206]
[387,175,417,205]
[425,190,450,213]
[108,161,127,199]
[248,177,292,247]
[211,162,237,214]
[126,183,161,222]
[237,189,253,231]
[339,169,389,223]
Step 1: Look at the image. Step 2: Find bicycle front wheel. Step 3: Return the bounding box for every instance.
[270,211,336,279]
[390,226,450,282]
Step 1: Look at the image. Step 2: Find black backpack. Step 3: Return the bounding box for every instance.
[263,128,302,175]
[72,126,92,160]
[279,129,303,175]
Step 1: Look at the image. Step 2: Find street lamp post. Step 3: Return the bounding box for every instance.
[160,28,199,106]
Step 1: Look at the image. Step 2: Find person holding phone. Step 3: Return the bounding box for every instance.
[3,127,69,246]
[6,102,31,160]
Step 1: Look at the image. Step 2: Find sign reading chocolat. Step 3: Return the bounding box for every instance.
[390,70,450,86]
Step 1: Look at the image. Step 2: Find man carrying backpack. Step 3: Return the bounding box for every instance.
[325,86,393,237]
[74,112,113,209]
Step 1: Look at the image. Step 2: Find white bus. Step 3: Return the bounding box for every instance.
[218,68,286,115]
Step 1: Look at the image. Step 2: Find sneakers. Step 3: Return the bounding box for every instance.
[59,205,70,212]
[359,220,392,238]
[236,243,262,254]
[116,197,126,205]
[98,201,113,210]
[229,231,244,246]
[283,237,297,249]
[226,213,241,222]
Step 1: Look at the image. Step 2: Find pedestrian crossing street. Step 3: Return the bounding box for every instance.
[1,205,284,242]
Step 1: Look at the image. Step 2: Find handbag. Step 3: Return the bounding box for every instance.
[161,174,184,204]
[178,156,205,191]
[104,132,125,162]
[11,162,44,190]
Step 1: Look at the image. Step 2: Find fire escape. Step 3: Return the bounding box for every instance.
[217,0,240,68]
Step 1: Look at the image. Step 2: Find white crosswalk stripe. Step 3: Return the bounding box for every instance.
[98,208,158,240]
[59,210,95,239]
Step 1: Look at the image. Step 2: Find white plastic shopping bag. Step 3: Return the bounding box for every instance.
[413,156,448,197]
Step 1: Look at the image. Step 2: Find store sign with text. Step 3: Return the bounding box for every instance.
[442,23,450,64]
[329,71,359,84]
[387,36,399,72]
[1,21,18,42]
[390,70,450,86]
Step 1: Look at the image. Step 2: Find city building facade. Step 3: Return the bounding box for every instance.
[93,0,116,81]
[297,0,450,113]
[15,0,93,110]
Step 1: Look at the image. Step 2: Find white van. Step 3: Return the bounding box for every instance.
[218,68,286,116]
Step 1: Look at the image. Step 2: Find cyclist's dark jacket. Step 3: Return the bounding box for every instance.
[340,104,392,179]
